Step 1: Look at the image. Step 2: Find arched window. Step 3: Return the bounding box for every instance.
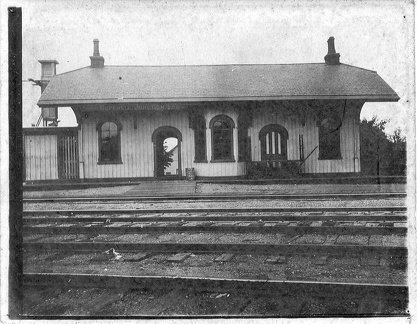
[210,115,235,161]
[193,115,207,162]
[97,119,122,164]
[319,118,341,160]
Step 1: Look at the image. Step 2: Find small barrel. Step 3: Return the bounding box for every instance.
[186,168,195,180]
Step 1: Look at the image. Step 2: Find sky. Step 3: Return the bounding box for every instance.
[3,0,414,136]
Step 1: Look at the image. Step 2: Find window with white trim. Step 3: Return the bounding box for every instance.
[210,115,235,161]
[97,120,122,164]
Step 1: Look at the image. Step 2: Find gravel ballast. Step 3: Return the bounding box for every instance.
[24,198,405,211]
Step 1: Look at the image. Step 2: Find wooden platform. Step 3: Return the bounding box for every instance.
[125,181,197,196]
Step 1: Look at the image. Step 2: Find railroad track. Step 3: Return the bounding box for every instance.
[23,205,407,216]
[24,216,407,236]
[23,206,407,234]
[23,204,408,316]
[23,203,407,224]
[22,191,406,203]
[23,206,408,259]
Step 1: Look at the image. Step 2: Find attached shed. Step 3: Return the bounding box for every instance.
[23,127,79,181]
[34,37,399,180]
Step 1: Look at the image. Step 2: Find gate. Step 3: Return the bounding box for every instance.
[58,133,79,179]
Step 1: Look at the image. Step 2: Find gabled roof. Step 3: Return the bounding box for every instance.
[38,63,399,106]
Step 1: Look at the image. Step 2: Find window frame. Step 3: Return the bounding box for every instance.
[209,114,235,162]
[96,119,123,164]
[318,118,342,160]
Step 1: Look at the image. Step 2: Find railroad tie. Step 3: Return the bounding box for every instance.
[378,222,394,227]
[249,220,265,227]
[314,255,329,266]
[265,255,286,264]
[322,220,336,227]
[214,253,235,262]
[297,221,312,227]
[124,252,151,262]
[167,253,192,263]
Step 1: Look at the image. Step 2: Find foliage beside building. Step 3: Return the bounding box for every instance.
[360,117,406,176]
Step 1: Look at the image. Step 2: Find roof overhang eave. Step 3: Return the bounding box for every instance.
[37,94,400,107]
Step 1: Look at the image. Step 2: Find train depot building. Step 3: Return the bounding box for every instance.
[24,38,399,181]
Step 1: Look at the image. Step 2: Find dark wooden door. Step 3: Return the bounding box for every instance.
[260,125,288,161]
[58,133,79,179]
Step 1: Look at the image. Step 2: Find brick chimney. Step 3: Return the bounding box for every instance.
[324,37,340,65]
[90,39,105,68]
[38,60,59,93]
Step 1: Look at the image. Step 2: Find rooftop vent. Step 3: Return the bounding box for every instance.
[90,39,105,68]
[324,37,340,65]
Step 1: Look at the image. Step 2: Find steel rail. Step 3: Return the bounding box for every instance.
[23,214,407,223]
[23,192,406,203]
[23,242,408,257]
[22,273,408,308]
[22,206,407,216]
[23,223,407,235]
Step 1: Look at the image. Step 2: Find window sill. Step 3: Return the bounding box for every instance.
[318,158,342,161]
[194,160,208,163]
[210,159,236,163]
[98,160,123,165]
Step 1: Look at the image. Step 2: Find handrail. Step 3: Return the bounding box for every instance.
[299,146,318,167]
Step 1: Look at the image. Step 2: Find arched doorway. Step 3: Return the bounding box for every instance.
[152,126,182,178]
[259,124,289,161]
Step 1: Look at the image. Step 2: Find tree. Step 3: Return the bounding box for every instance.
[388,128,406,175]
[360,117,406,177]
[156,143,174,170]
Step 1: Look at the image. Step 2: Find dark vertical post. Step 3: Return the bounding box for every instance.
[9,7,23,318]
[376,138,381,184]
[246,135,251,162]
[299,134,305,161]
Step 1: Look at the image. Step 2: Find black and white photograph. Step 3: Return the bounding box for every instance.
[1,0,415,320]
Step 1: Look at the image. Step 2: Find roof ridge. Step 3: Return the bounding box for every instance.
[100,63,327,68]
[52,63,378,76]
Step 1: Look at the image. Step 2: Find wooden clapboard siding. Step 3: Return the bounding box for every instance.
[249,108,301,162]
[79,105,249,179]
[302,114,358,174]
[248,103,360,174]
[80,110,194,179]
[78,101,361,179]
[194,162,246,177]
[24,134,58,180]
